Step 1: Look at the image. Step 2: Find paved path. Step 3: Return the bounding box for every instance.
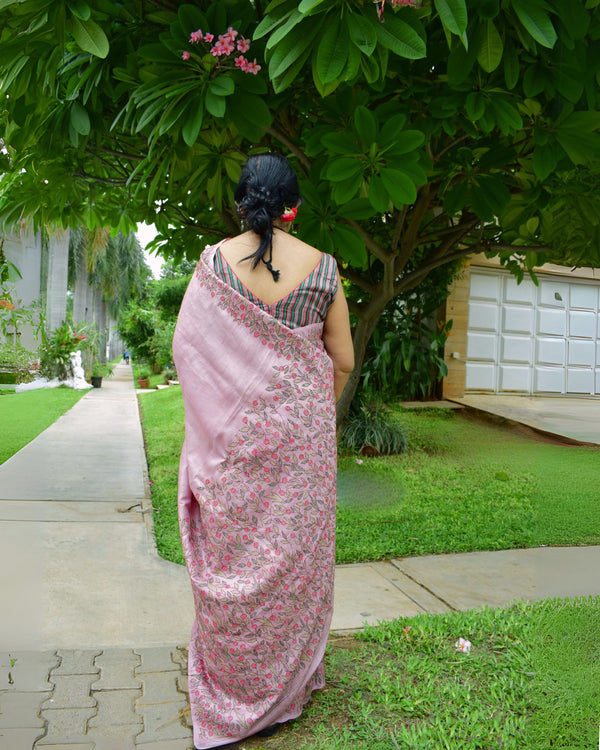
[1,366,599,748]
[449,393,600,445]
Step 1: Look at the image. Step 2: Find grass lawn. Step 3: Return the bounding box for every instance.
[0,387,86,465]
[182,597,599,749]
[138,391,600,746]
[137,390,600,567]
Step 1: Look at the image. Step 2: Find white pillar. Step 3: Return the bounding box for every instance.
[45,228,70,332]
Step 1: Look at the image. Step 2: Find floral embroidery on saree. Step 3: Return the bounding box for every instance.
[174,244,337,748]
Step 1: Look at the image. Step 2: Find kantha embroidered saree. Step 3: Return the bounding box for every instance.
[173,245,337,749]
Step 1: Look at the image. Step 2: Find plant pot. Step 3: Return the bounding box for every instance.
[91,376,103,388]
[138,377,150,389]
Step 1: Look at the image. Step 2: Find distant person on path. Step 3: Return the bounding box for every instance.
[123,349,130,364]
[173,153,354,749]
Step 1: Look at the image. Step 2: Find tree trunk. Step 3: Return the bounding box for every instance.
[336,295,392,427]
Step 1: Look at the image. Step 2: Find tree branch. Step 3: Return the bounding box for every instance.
[338,264,378,296]
[264,126,312,172]
[74,172,126,186]
[396,183,432,272]
[343,218,392,262]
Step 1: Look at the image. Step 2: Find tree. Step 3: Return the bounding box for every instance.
[1,0,599,420]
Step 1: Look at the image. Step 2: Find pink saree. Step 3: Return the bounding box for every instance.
[172,244,337,749]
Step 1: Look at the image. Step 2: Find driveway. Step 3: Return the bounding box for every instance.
[448,394,600,446]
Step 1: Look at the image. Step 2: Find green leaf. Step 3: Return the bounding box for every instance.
[333,173,363,204]
[208,76,235,97]
[321,131,357,156]
[372,15,427,60]
[559,111,600,133]
[368,174,390,213]
[477,19,503,73]
[434,0,468,35]
[347,12,377,55]
[503,40,520,90]
[271,44,312,93]
[554,66,584,104]
[205,89,226,118]
[332,224,367,266]
[360,54,380,84]
[470,174,511,220]
[466,92,485,121]
[379,113,408,144]
[177,3,206,33]
[266,9,303,50]
[138,44,178,63]
[268,19,316,80]
[70,101,90,135]
[343,42,362,82]
[555,131,600,165]
[254,4,289,39]
[316,19,348,83]
[323,157,363,182]
[384,130,425,156]
[476,145,516,169]
[489,97,523,134]
[380,167,417,206]
[512,0,557,48]
[353,106,377,145]
[182,99,203,146]
[447,38,477,85]
[70,16,109,59]
[298,0,328,12]
[337,198,375,220]
[227,91,272,140]
[443,181,467,215]
[67,0,91,21]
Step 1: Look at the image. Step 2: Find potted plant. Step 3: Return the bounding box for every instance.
[137,367,151,389]
[90,361,114,388]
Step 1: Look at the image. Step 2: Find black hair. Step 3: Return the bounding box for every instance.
[234,153,301,276]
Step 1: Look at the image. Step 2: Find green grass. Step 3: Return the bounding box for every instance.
[0,387,86,465]
[137,386,185,564]
[138,392,600,566]
[222,597,600,749]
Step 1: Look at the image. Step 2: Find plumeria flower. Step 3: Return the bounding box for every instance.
[190,29,203,43]
[0,299,16,310]
[234,55,248,69]
[455,637,472,654]
[355,458,364,465]
[244,58,261,74]
[226,26,238,39]
[236,37,250,53]
[204,33,214,43]
[182,50,190,60]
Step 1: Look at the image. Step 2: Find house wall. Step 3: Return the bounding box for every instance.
[443,264,470,398]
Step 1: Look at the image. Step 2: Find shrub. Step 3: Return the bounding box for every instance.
[0,344,36,383]
[342,401,407,456]
[148,319,176,372]
[39,319,99,380]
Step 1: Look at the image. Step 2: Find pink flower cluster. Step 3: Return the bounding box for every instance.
[183,26,260,74]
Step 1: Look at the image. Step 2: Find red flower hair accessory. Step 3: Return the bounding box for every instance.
[281,206,297,222]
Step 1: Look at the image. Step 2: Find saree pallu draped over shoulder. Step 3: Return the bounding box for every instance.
[172,244,337,749]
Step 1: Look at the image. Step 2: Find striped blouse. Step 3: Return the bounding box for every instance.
[214,246,338,329]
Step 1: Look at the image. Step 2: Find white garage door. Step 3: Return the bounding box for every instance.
[465,269,600,395]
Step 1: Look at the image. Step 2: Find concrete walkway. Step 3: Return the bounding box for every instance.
[1,366,599,748]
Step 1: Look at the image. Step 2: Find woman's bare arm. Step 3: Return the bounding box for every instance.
[322,275,354,402]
